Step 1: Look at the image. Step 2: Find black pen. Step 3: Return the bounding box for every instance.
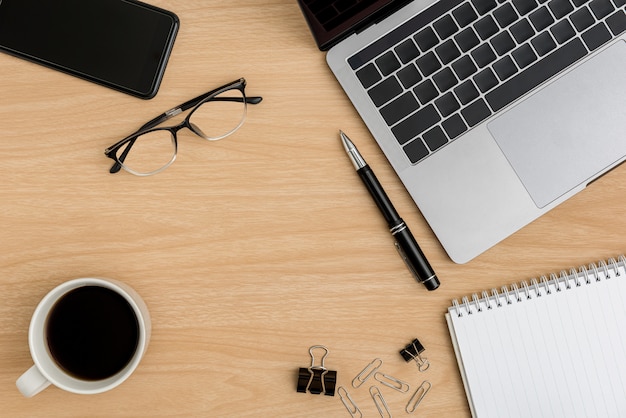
[340,131,440,291]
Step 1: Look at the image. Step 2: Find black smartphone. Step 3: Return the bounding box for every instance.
[0,0,179,99]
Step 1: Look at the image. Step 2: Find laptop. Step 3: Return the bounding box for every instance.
[298,0,626,263]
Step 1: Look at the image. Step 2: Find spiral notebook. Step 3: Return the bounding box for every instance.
[446,255,626,418]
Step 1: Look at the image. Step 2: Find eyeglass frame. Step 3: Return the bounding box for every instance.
[104,78,263,176]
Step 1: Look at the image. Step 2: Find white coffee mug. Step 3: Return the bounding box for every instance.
[16,278,151,397]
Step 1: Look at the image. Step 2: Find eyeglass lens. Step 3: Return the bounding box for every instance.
[189,87,246,140]
[117,130,176,175]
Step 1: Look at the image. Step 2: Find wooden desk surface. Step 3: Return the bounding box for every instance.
[1,1,624,416]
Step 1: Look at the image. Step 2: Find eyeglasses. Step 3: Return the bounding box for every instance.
[105,78,262,176]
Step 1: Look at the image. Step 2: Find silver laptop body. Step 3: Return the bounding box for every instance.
[326,0,626,263]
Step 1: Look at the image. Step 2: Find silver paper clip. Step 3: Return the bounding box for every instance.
[370,386,392,418]
[352,358,383,388]
[406,380,432,413]
[374,372,410,393]
[338,386,362,418]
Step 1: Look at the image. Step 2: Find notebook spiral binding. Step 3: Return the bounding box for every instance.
[452,255,626,318]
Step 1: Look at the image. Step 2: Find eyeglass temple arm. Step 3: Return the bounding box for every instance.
[108,96,263,174]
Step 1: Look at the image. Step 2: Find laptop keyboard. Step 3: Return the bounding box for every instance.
[348,0,626,164]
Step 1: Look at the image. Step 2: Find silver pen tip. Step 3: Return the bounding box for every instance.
[339,130,366,170]
[339,130,353,151]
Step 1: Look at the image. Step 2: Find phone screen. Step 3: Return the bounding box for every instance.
[0,0,179,99]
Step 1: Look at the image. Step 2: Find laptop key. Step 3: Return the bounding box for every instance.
[433,67,459,91]
[571,7,596,32]
[493,56,518,80]
[529,6,555,31]
[473,0,498,14]
[461,98,492,126]
[395,39,420,64]
[381,92,420,126]
[452,55,478,79]
[512,43,538,68]
[414,79,440,104]
[455,27,480,52]
[436,40,462,64]
[551,19,576,43]
[581,22,612,50]
[375,51,401,76]
[423,126,449,151]
[531,31,557,56]
[474,15,500,40]
[442,114,468,139]
[491,31,516,55]
[416,51,442,76]
[453,3,479,27]
[472,43,497,67]
[403,138,430,163]
[513,0,539,15]
[510,19,536,42]
[606,10,626,36]
[548,0,574,18]
[474,68,499,92]
[397,64,423,88]
[392,104,441,144]
[415,27,440,52]
[589,0,615,19]
[485,37,586,111]
[368,76,403,107]
[356,63,381,89]
[435,92,461,116]
[434,15,459,39]
[454,80,480,104]
[494,4,519,28]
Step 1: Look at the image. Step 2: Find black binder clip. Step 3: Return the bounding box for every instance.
[400,338,430,372]
[296,345,337,396]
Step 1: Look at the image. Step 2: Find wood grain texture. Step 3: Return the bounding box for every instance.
[0,1,624,416]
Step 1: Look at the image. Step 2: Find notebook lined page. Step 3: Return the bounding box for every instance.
[446,257,626,418]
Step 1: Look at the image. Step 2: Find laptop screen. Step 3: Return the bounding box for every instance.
[298,0,409,50]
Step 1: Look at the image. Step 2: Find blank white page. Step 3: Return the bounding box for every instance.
[446,256,626,418]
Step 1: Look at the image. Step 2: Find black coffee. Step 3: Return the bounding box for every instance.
[45,285,140,381]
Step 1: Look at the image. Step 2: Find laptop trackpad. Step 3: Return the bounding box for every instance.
[488,40,626,208]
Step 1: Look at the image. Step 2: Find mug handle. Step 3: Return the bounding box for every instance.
[16,365,51,397]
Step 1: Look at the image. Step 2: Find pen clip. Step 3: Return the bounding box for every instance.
[394,241,422,282]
